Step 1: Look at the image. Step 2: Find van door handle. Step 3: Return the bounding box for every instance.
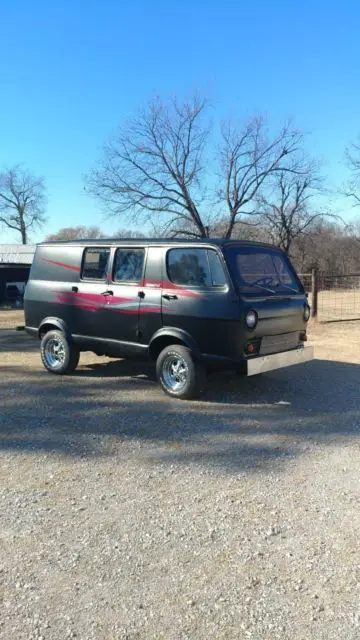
[102,290,113,296]
[72,286,78,293]
[138,291,145,299]
[162,293,178,300]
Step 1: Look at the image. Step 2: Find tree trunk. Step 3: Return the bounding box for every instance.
[223,216,235,239]
[283,234,292,255]
[20,220,27,244]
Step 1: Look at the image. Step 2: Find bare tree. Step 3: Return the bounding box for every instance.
[0,165,46,244]
[86,94,308,240]
[257,160,325,254]
[344,216,360,247]
[112,229,146,239]
[209,216,266,242]
[218,117,303,238]
[45,225,105,241]
[290,219,360,274]
[86,96,210,238]
[345,138,360,206]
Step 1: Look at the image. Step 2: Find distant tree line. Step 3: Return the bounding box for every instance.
[220,218,360,275]
[44,226,145,242]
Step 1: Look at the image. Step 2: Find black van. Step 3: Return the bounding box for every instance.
[24,239,313,399]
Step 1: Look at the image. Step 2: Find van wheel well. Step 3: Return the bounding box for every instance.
[149,336,186,361]
[39,323,63,339]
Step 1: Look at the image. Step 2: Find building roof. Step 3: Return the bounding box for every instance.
[0,244,36,264]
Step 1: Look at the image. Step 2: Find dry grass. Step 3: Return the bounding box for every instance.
[319,290,360,322]
[306,289,360,322]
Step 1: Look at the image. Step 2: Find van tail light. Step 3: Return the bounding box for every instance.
[299,332,307,342]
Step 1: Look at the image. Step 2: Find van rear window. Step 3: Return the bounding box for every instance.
[81,248,110,280]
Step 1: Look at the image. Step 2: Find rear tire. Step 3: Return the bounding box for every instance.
[156,344,206,400]
[40,330,80,375]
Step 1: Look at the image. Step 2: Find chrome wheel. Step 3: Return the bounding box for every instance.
[162,354,189,393]
[44,338,66,368]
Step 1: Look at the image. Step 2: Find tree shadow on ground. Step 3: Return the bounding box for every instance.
[0,330,38,353]
[1,353,360,473]
[74,358,158,380]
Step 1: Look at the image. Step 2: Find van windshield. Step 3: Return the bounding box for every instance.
[224,247,302,295]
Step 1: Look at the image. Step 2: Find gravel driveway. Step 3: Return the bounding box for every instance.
[1,312,360,639]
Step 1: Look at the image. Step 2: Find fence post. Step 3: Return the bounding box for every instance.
[311,268,318,319]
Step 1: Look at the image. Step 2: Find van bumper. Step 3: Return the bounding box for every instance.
[246,346,314,376]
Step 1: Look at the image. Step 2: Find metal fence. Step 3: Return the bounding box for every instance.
[299,272,360,322]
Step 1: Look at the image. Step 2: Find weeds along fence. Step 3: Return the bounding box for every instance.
[298,271,360,322]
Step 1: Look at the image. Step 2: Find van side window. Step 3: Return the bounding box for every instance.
[113,248,145,283]
[81,248,110,280]
[167,248,226,287]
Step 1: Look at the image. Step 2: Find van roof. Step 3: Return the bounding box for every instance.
[39,237,277,249]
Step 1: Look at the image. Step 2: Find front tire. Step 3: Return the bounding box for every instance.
[156,344,206,399]
[40,330,80,375]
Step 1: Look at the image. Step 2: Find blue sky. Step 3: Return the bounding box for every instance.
[1,0,359,242]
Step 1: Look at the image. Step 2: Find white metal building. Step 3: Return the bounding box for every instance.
[0,244,36,302]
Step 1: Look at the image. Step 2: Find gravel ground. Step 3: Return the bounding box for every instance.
[1,311,360,639]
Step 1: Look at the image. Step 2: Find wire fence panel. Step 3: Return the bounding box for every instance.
[317,274,360,322]
[298,273,315,317]
[298,272,360,322]
[298,273,312,294]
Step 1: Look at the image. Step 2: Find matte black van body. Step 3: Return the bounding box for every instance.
[24,239,313,398]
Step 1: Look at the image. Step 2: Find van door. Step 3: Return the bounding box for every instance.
[161,246,238,357]
[73,246,111,338]
[101,246,145,344]
[138,246,163,344]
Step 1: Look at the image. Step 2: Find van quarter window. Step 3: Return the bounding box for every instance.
[167,248,227,287]
[81,247,110,280]
[113,248,145,283]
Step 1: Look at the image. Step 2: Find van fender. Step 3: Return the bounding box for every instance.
[149,327,200,360]
[38,316,72,340]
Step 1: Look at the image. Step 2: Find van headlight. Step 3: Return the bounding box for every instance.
[304,305,311,321]
[245,310,258,329]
